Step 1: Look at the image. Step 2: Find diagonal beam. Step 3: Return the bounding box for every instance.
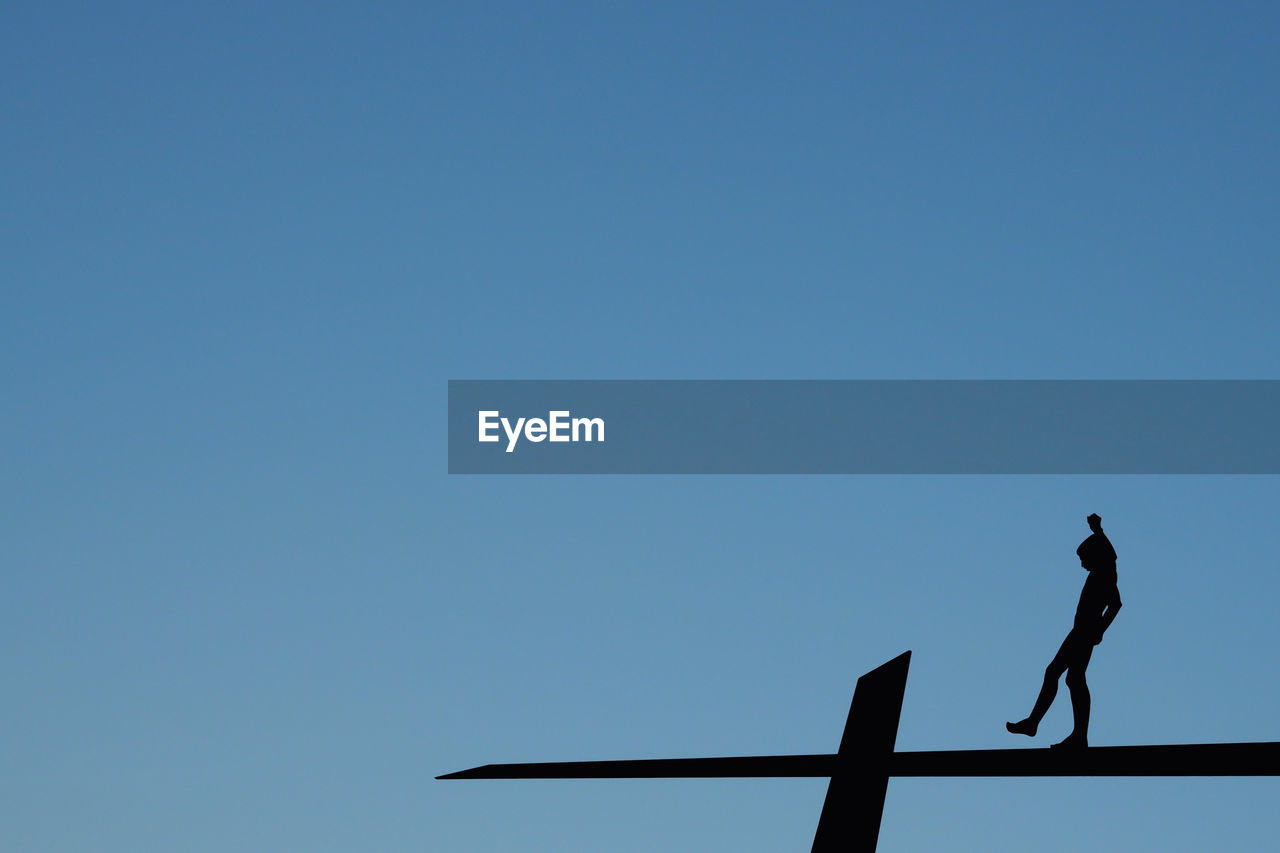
[811,650,911,852]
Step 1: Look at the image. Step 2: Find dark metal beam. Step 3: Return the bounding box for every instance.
[437,741,1280,781]
[436,754,834,780]
[890,741,1280,777]
[811,650,911,852]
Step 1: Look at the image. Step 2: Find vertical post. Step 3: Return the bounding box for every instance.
[811,651,911,852]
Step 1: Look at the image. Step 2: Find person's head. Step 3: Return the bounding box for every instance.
[1087,513,1102,533]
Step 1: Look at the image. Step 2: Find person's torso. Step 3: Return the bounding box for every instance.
[1074,567,1117,627]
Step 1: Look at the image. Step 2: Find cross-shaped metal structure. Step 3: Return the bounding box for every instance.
[439,652,1280,850]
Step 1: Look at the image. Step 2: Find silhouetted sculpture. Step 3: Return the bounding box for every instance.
[443,647,1280,853]
[1006,513,1122,749]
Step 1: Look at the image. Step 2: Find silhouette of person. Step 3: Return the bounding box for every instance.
[1006,513,1122,749]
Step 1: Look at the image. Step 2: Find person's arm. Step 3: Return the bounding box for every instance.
[1093,585,1123,644]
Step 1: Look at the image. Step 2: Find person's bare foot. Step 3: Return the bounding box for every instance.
[1005,718,1037,737]
[1050,733,1088,750]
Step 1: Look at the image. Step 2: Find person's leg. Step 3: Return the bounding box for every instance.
[1007,635,1072,736]
[1059,641,1095,747]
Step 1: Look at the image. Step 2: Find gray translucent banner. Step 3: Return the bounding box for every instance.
[447,381,1280,474]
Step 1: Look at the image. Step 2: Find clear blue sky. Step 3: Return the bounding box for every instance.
[4,2,1279,850]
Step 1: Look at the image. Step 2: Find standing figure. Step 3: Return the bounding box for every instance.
[1006,513,1122,749]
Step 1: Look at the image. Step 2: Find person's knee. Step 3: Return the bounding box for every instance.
[1066,669,1087,690]
[1044,662,1065,682]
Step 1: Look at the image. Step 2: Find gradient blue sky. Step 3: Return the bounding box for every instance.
[4,2,1279,850]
